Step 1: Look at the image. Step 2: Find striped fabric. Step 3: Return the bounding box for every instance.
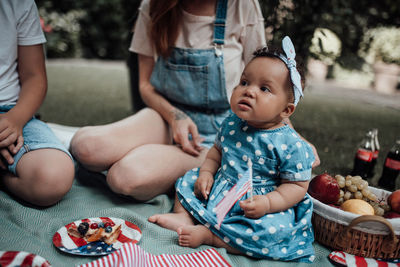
[215,163,253,226]
[79,242,231,267]
[0,251,51,267]
[329,251,400,267]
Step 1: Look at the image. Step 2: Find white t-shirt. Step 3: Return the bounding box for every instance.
[0,0,46,106]
[130,0,266,99]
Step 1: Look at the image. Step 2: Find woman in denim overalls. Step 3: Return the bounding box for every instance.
[70,0,267,200]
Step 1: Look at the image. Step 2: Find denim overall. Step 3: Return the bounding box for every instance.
[150,0,230,148]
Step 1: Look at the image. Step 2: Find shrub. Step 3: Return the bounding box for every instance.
[309,28,342,65]
[39,7,85,58]
[359,27,400,65]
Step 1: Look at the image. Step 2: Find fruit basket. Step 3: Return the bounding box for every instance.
[311,186,400,259]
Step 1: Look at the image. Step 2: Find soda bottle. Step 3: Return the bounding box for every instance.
[378,139,400,191]
[368,129,380,178]
[351,130,375,179]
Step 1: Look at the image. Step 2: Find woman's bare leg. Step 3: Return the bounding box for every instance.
[106,143,208,201]
[177,225,242,255]
[3,149,74,206]
[70,108,171,172]
[71,107,210,201]
[148,194,195,231]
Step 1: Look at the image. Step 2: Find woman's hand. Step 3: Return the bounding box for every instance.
[194,171,214,200]
[308,142,320,168]
[282,118,320,168]
[137,55,204,156]
[239,195,269,219]
[170,109,204,156]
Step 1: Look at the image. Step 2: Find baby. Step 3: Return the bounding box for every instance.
[149,37,316,263]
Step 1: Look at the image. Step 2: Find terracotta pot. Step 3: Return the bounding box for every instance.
[307,58,328,82]
[373,62,400,94]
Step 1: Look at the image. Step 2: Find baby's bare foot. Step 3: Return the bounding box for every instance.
[148,212,194,231]
[177,225,213,248]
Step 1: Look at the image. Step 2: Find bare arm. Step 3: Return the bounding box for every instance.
[240,179,309,218]
[138,54,202,155]
[8,44,47,128]
[194,145,222,199]
[138,55,175,127]
[264,180,309,212]
[0,44,46,167]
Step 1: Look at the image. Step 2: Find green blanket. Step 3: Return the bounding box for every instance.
[0,167,334,267]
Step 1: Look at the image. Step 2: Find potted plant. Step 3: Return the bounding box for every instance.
[359,27,400,94]
[308,28,342,82]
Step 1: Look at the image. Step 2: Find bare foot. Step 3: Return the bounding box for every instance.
[148,212,195,231]
[177,225,213,248]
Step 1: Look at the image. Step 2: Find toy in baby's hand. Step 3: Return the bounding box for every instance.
[67,221,121,245]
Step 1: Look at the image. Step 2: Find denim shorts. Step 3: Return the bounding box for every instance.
[0,105,72,175]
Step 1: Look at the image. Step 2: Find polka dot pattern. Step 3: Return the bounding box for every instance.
[174,112,315,262]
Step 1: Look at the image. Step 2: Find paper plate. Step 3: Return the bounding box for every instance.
[53,217,142,256]
[0,251,51,267]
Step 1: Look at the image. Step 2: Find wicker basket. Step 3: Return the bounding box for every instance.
[311,186,400,259]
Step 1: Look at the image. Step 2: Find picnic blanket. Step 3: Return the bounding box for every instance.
[0,124,334,267]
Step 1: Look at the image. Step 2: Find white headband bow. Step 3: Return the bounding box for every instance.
[277,36,303,106]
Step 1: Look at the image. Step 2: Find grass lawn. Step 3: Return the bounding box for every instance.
[39,59,400,190]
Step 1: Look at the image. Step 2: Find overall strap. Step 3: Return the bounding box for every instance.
[213,0,228,45]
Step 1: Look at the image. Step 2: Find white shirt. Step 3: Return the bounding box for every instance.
[130,0,266,99]
[0,0,46,106]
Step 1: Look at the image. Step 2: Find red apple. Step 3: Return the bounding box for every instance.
[308,173,340,204]
[388,190,400,213]
[383,211,400,219]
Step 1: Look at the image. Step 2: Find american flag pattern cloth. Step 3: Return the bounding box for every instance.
[329,251,400,267]
[0,251,51,267]
[215,160,252,227]
[52,217,142,256]
[79,242,231,267]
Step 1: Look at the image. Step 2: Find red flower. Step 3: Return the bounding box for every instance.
[40,17,53,33]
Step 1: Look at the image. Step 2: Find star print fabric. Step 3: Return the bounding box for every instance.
[175,112,316,262]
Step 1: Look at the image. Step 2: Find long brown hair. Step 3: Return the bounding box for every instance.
[149,0,182,58]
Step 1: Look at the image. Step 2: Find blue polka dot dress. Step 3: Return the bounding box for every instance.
[176,112,316,262]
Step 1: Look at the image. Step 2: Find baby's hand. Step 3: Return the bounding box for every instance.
[240,195,269,219]
[194,172,214,200]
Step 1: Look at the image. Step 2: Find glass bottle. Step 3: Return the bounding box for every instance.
[351,130,375,179]
[368,129,380,178]
[378,139,400,191]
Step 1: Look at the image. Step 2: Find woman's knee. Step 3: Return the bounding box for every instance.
[70,126,102,164]
[106,161,152,200]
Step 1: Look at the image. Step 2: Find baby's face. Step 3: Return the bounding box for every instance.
[230,57,293,129]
